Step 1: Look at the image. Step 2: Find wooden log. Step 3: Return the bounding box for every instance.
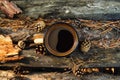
[0,70,120,80]
[9,0,120,20]
[0,0,22,18]
[0,47,120,68]
[0,18,119,68]
[81,72,120,80]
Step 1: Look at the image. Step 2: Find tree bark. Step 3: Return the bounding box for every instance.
[0,0,119,20]
[13,0,120,20]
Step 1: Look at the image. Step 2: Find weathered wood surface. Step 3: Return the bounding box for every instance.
[0,70,120,80]
[0,70,80,80]
[0,0,120,79]
[1,48,120,68]
[0,17,119,80]
[0,18,119,68]
[0,0,120,20]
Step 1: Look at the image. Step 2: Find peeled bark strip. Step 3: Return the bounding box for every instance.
[0,35,23,63]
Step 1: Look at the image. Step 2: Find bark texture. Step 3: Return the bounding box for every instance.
[0,0,120,20]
